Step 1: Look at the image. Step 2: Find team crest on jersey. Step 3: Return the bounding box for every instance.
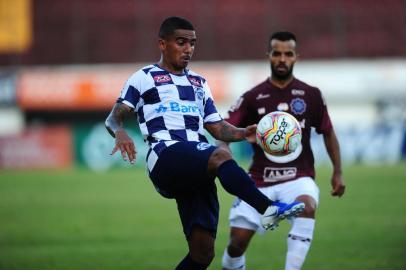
[196,142,211,151]
[195,87,204,100]
[291,89,305,96]
[290,98,306,115]
[153,74,172,84]
[188,75,203,87]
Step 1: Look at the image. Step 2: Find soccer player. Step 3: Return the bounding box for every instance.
[105,18,304,270]
[220,31,346,270]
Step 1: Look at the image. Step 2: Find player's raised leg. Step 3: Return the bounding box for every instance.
[208,147,304,228]
[262,201,306,230]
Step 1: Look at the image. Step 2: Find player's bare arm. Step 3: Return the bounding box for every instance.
[323,129,345,197]
[205,120,257,143]
[105,103,137,164]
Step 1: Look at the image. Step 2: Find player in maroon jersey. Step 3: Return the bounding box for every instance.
[220,32,346,270]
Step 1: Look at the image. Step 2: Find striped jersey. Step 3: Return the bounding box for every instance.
[117,64,223,171]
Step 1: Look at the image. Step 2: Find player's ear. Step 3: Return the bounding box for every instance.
[158,39,166,50]
[265,51,271,59]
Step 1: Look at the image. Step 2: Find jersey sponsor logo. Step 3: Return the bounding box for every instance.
[291,89,305,96]
[154,102,200,114]
[153,74,172,83]
[188,75,202,87]
[263,167,297,182]
[256,93,270,100]
[155,104,168,113]
[196,142,211,151]
[290,98,306,115]
[195,87,204,100]
[277,102,289,111]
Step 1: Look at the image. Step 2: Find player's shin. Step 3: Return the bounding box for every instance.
[285,217,315,270]
[222,249,246,270]
[175,253,209,270]
[216,159,271,214]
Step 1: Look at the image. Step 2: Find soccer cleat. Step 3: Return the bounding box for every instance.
[261,201,305,230]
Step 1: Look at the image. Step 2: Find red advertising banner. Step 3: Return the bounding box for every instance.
[16,64,229,111]
[0,125,73,169]
[17,66,134,110]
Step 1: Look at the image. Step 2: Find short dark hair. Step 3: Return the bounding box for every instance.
[268,31,297,51]
[159,17,195,39]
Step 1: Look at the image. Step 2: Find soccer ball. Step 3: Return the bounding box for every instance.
[256,111,302,157]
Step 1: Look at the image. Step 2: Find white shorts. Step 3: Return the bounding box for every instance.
[229,177,319,234]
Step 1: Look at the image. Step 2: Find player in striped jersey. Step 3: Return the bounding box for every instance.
[105,17,304,270]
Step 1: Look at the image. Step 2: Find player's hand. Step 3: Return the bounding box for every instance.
[111,129,137,164]
[244,124,257,143]
[331,172,345,197]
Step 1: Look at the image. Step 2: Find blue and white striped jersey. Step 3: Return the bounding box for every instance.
[117,64,223,171]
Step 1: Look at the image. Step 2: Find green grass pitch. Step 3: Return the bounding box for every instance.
[0,164,405,270]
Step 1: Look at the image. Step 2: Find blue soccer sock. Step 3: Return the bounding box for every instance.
[175,253,209,270]
[216,159,272,214]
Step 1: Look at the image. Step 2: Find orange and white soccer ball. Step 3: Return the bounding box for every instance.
[256,111,302,157]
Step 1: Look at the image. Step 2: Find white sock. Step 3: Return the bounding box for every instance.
[222,249,246,270]
[285,217,315,270]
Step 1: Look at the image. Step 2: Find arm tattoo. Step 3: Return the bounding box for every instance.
[217,121,245,142]
[105,103,133,138]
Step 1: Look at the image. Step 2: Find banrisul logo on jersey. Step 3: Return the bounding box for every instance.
[155,101,200,114]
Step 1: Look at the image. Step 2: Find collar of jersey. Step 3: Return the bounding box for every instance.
[154,63,189,76]
[267,77,296,90]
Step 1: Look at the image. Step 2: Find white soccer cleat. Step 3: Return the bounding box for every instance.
[261,201,305,230]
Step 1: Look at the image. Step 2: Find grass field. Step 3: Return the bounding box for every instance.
[0,164,405,270]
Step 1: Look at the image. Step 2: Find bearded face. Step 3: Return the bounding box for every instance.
[268,39,297,81]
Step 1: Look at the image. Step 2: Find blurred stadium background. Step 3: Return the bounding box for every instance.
[0,0,405,269]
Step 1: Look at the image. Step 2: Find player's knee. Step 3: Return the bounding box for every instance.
[211,147,233,164]
[207,148,233,174]
[191,247,215,265]
[296,195,317,218]
[302,205,316,218]
[300,202,316,217]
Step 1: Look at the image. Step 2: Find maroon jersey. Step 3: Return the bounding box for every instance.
[226,78,333,187]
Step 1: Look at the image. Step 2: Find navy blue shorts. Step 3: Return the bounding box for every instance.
[149,141,219,238]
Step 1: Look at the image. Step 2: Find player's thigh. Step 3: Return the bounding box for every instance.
[176,184,219,239]
[150,141,217,195]
[277,177,320,206]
